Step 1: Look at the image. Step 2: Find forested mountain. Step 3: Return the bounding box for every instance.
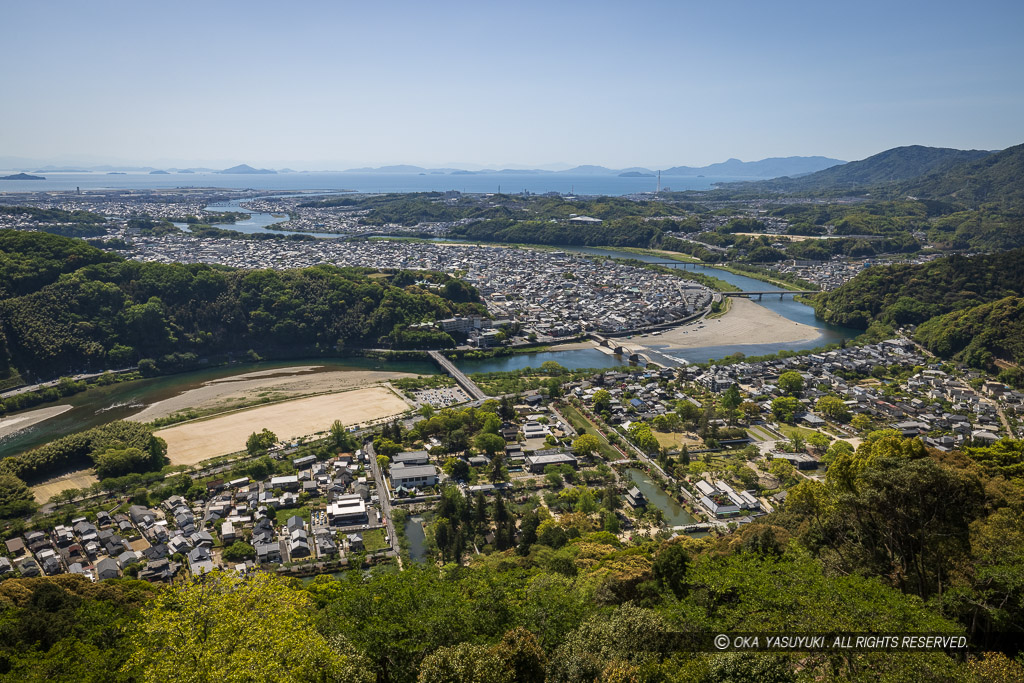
[813,248,1024,329]
[897,143,1024,208]
[662,155,844,178]
[0,231,484,381]
[724,145,994,194]
[0,229,119,297]
[915,296,1024,367]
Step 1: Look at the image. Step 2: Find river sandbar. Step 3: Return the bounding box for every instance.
[131,367,420,422]
[652,297,821,349]
[0,405,74,440]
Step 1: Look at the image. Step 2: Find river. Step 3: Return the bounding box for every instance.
[191,201,859,359]
[2,220,859,459]
[0,357,433,460]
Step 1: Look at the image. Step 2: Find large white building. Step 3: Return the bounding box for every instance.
[390,463,438,489]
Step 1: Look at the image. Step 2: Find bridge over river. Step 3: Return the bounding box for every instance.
[427,351,489,400]
[722,290,816,300]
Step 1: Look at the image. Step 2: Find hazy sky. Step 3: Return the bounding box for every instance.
[3,0,1022,169]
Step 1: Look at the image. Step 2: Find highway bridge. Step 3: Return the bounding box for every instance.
[722,290,816,299]
[427,351,488,401]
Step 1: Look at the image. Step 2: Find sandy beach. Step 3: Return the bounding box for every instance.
[0,405,73,440]
[155,385,411,465]
[650,297,821,349]
[131,366,421,422]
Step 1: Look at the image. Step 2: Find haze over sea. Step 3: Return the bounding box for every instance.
[0,172,741,196]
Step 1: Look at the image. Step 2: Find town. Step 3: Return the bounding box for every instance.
[124,234,714,342]
[3,324,1020,583]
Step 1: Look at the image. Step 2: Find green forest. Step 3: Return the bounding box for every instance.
[813,248,1024,328]
[2,431,1023,681]
[915,296,1024,368]
[0,230,485,382]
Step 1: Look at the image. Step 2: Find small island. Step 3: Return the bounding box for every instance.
[618,171,655,177]
[216,164,277,175]
[149,170,170,175]
[1,173,45,180]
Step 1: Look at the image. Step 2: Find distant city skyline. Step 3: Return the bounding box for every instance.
[3,0,1022,169]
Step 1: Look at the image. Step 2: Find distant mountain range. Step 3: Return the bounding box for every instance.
[721,145,996,195]
[339,156,846,178]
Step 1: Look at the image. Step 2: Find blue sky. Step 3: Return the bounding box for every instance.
[3,0,1022,169]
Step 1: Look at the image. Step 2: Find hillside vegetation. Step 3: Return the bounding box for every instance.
[916,296,1024,367]
[0,230,484,382]
[721,145,994,195]
[3,432,1024,680]
[897,143,1024,209]
[813,248,1024,329]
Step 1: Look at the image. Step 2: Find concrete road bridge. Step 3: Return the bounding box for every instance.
[722,290,816,300]
[427,350,488,400]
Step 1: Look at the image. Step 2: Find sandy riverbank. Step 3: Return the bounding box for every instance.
[130,366,421,422]
[650,297,821,349]
[155,385,411,465]
[546,340,599,351]
[0,405,74,440]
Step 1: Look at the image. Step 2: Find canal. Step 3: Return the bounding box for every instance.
[404,515,428,563]
[625,467,699,528]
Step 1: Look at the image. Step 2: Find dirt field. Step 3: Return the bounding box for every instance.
[156,386,411,466]
[31,470,99,504]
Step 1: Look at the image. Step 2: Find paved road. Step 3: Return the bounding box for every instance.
[365,440,402,570]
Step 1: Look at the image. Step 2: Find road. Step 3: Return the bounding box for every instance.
[365,440,402,570]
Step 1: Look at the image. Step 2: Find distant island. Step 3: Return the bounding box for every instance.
[216,164,277,175]
[618,171,655,177]
[1,173,44,180]
[149,170,170,175]
[107,172,126,175]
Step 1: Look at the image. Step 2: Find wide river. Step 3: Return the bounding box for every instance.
[0,203,859,460]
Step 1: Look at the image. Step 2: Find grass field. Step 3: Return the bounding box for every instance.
[156,386,410,466]
[275,506,313,526]
[779,424,830,441]
[653,431,704,450]
[362,527,390,551]
[558,403,622,460]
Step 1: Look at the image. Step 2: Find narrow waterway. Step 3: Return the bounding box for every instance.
[625,467,698,527]
[404,516,428,563]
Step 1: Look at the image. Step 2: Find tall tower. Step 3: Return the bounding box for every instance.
[657,171,661,194]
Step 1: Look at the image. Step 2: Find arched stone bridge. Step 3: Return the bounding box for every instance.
[588,334,656,365]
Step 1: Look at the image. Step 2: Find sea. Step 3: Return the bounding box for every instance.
[0,171,744,196]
